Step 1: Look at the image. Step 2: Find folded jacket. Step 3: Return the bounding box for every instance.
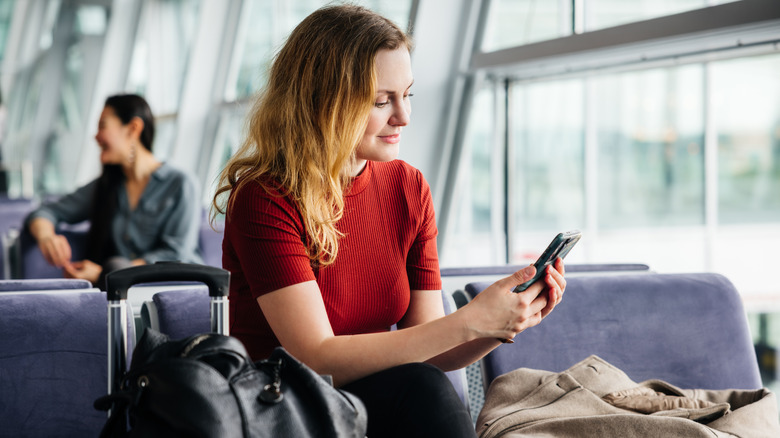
[477,355,780,438]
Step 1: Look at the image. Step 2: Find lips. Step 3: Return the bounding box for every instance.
[379,133,401,144]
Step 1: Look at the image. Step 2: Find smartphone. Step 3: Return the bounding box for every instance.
[513,230,581,293]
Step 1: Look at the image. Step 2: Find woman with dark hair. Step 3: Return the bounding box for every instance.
[213,5,566,438]
[26,94,202,286]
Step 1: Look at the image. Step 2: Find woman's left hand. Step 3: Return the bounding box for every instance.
[540,257,566,318]
[63,259,103,284]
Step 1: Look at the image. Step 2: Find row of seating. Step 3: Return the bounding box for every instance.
[0,198,225,279]
[0,267,762,436]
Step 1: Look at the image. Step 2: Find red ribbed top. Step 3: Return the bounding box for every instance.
[223,160,441,360]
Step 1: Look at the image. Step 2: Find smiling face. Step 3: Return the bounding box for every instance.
[94,106,136,165]
[353,48,414,174]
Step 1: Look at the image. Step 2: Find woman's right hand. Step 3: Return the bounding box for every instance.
[37,233,73,268]
[29,217,72,267]
[460,263,565,343]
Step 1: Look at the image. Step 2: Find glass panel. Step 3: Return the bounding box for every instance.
[594,65,705,228]
[38,0,61,51]
[74,4,107,36]
[713,54,780,224]
[440,86,499,267]
[126,0,201,114]
[206,105,246,209]
[152,115,178,162]
[0,0,16,62]
[229,0,414,101]
[584,0,706,31]
[510,78,584,263]
[482,0,573,51]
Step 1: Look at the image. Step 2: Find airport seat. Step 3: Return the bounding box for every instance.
[0,290,134,437]
[14,225,89,279]
[440,262,651,278]
[0,278,91,291]
[198,217,224,268]
[140,285,211,340]
[440,289,471,413]
[0,197,36,279]
[464,272,761,415]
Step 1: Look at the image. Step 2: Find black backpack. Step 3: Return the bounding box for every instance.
[95,329,367,437]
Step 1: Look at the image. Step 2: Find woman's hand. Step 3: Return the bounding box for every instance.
[29,217,72,267]
[63,259,102,284]
[37,234,73,268]
[461,258,567,343]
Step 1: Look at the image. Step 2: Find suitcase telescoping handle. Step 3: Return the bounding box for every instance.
[105,262,231,397]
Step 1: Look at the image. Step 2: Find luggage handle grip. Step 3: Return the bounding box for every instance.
[105,262,230,301]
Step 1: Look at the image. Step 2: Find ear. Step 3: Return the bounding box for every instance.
[127,116,145,143]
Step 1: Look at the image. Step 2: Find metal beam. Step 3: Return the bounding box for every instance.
[471,0,780,80]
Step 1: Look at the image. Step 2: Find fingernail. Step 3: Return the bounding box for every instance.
[499,338,515,344]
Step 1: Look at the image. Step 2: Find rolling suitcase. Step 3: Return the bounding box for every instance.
[103,261,230,397]
[95,261,368,438]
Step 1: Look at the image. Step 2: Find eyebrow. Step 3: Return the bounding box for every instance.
[376,79,415,95]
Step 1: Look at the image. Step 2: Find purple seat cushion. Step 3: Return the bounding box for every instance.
[152,287,211,340]
[0,292,110,436]
[0,278,92,291]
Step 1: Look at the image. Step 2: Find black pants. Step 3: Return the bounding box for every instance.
[342,363,476,438]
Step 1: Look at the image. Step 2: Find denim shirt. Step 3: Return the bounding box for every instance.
[26,163,203,264]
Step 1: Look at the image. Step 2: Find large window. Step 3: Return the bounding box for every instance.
[594,66,705,229]
[482,0,742,52]
[482,0,572,51]
[444,1,780,299]
[512,79,584,232]
[443,85,501,265]
[714,54,780,224]
[229,0,414,100]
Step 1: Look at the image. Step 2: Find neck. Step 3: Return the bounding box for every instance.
[122,148,160,182]
[350,159,367,177]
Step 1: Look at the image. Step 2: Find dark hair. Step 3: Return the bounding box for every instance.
[86,94,156,265]
[104,94,156,151]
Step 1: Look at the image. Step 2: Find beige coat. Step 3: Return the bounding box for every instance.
[477,355,780,438]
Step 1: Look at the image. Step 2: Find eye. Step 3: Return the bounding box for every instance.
[404,93,414,100]
[374,101,389,108]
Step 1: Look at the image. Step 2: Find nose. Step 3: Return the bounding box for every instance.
[390,100,410,127]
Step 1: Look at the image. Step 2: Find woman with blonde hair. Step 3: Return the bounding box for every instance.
[213,5,566,437]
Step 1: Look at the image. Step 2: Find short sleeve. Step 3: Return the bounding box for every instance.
[406,171,441,290]
[226,182,316,299]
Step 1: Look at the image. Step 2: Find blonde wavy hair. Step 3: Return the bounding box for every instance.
[212,4,412,267]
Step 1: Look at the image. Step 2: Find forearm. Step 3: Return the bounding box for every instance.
[292,311,477,387]
[28,217,56,241]
[425,337,501,372]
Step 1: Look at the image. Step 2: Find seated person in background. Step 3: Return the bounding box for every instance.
[25,94,202,286]
[212,5,566,438]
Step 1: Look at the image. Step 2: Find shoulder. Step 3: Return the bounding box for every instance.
[228,177,301,223]
[372,160,427,187]
[153,163,198,193]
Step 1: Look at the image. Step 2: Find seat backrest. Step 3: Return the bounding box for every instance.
[0,290,133,437]
[467,272,761,391]
[441,290,470,413]
[16,226,89,279]
[0,198,35,279]
[198,214,224,268]
[149,286,211,340]
[0,278,92,291]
